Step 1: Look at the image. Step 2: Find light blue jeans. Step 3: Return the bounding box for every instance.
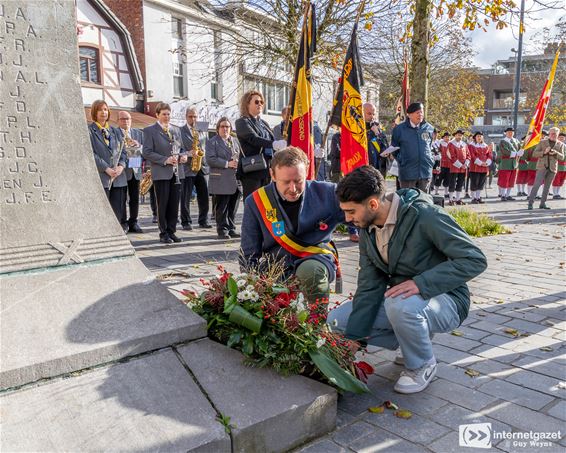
[327,294,461,370]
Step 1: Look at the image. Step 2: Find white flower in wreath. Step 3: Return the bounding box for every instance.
[245,284,255,292]
[249,291,259,302]
[316,338,326,349]
[237,279,247,288]
[234,273,248,280]
[237,290,251,301]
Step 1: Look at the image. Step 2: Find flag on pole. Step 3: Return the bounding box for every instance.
[394,57,410,125]
[523,48,560,150]
[287,2,317,179]
[328,22,368,175]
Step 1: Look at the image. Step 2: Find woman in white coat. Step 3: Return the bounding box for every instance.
[205,117,242,240]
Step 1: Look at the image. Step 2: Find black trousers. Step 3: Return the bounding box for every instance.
[121,177,140,226]
[180,171,210,226]
[436,167,450,187]
[448,172,466,192]
[215,191,241,235]
[153,176,181,237]
[465,170,471,192]
[149,185,157,216]
[470,172,487,191]
[241,176,270,201]
[105,186,127,225]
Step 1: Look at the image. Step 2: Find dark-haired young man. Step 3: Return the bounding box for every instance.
[329,166,487,394]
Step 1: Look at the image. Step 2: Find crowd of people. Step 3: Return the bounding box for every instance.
[88,92,563,395]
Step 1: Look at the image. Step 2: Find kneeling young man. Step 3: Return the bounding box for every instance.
[240,147,345,303]
[329,166,487,394]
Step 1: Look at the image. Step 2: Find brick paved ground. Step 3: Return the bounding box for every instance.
[130,183,565,453]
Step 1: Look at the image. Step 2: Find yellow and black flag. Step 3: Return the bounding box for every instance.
[287,2,317,179]
[328,22,368,175]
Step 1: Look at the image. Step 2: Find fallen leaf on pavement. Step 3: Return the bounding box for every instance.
[539,346,554,352]
[368,406,385,413]
[465,369,481,378]
[451,330,464,337]
[503,328,519,337]
[394,409,413,419]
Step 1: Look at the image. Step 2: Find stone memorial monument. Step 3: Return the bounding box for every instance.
[0,2,336,451]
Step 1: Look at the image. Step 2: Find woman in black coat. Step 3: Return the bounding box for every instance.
[234,90,276,200]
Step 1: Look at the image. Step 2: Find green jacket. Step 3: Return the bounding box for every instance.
[345,189,488,343]
[497,138,521,170]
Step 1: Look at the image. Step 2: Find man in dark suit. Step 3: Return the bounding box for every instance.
[117,111,144,233]
[142,102,187,244]
[179,107,211,230]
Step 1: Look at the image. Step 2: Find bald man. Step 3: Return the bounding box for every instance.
[363,103,389,177]
[117,111,144,233]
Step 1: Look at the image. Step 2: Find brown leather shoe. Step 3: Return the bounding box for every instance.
[349,233,359,243]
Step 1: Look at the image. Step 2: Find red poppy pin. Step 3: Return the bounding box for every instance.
[318,220,328,231]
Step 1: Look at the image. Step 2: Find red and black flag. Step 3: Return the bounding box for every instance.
[328,22,368,175]
[287,2,317,179]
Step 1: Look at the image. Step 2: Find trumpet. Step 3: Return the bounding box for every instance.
[191,127,205,173]
[140,168,153,196]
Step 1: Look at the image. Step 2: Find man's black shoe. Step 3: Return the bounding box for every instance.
[128,223,144,233]
[228,231,241,238]
[182,224,193,231]
[169,233,182,243]
[199,223,213,229]
[506,196,516,201]
[152,215,158,223]
[160,236,173,244]
[217,233,231,240]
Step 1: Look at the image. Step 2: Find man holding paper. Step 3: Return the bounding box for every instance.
[390,102,435,192]
[497,127,521,201]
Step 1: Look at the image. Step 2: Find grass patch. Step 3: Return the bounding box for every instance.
[447,208,511,237]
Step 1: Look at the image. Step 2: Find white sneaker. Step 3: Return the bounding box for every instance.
[394,359,437,394]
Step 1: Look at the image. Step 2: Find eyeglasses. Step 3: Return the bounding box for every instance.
[219,125,231,128]
[254,99,264,106]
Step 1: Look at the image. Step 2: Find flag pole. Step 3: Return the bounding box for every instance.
[319,0,366,159]
[283,0,311,141]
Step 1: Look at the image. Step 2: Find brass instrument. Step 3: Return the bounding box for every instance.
[172,139,181,185]
[190,127,205,173]
[108,137,124,190]
[140,168,153,196]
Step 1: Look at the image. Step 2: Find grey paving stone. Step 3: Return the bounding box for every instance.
[429,404,512,434]
[454,326,492,341]
[469,344,522,364]
[477,379,554,410]
[467,360,519,379]
[547,400,566,421]
[432,344,479,365]
[349,427,428,452]
[332,421,376,447]
[433,333,482,352]
[511,355,566,381]
[505,369,566,398]
[504,319,562,337]
[296,438,348,453]
[487,402,564,434]
[178,339,336,453]
[435,363,492,388]
[0,350,230,452]
[426,379,498,411]
[364,409,450,445]
[336,410,357,428]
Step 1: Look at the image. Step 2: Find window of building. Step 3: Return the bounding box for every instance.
[79,46,100,84]
[492,115,512,126]
[493,91,527,109]
[474,117,484,126]
[173,61,185,98]
[171,17,183,40]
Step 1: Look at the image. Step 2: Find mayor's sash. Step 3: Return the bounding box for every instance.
[252,185,342,293]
